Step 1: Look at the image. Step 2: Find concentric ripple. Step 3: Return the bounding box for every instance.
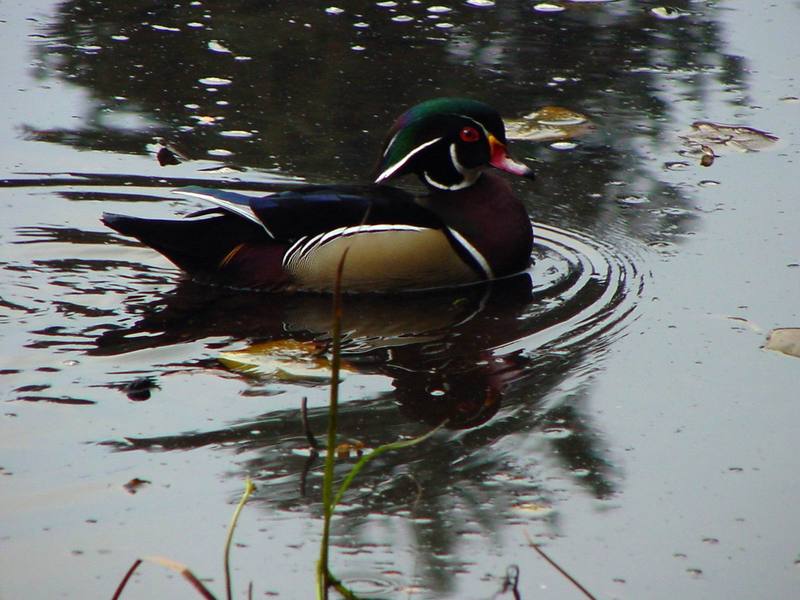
[503,221,645,356]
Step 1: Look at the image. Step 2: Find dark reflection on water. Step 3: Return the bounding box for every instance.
[32,1,743,226]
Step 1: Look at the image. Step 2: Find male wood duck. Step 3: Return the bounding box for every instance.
[103,98,535,292]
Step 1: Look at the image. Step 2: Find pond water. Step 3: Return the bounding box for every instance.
[1,1,799,599]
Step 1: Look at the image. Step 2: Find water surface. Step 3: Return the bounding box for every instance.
[1,2,799,599]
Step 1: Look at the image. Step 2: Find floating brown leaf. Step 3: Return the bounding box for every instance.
[505,106,593,142]
[764,328,800,359]
[123,478,151,494]
[680,121,778,165]
[218,339,355,381]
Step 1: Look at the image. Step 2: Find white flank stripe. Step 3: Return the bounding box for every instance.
[282,236,308,269]
[173,189,274,238]
[286,224,427,266]
[375,137,443,183]
[447,227,493,279]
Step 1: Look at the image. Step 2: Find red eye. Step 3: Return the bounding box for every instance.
[459,126,480,143]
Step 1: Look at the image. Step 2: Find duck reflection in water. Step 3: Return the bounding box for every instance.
[97,264,616,501]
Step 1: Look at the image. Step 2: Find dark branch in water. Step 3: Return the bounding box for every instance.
[525,533,597,600]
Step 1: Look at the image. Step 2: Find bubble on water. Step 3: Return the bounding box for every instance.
[151,24,181,32]
[199,76,232,86]
[435,22,455,29]
[354,21,370,28]
[208,40,231,53]
[325,6,345,15]
[617,194,649,205]
[351,45,366,51]
[341,577,396,596]
[392,14,415,22]
[549,141,577,150]
[466,0,495,6]
[187,22,204,28]
[111,35,129,42]
[534,3,566,12]
[698,180,720,187]
[542,426,571,439]
[428,5,452,12]
[664,161,690,171]
[220,130,253,138]
[376,1,398,7]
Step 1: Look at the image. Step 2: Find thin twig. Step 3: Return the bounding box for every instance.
[525,532,597,600]
[500,565,521,600]
[111,558,143,600]
[301,396,320,450]
[112,556,217,600]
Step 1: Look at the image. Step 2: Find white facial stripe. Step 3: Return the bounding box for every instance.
[447,227,493,279]
[423,163,479,191]
[427,121,486,191]
[375,136,443,183]
[382,130,401,158]
[173,189,274,238]
[449,143,467,175]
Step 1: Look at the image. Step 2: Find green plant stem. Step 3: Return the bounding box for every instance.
[332,421,446,509]
[317,249,349,600]
[225,478,255,600]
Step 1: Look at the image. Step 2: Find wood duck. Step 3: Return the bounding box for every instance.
[103,98,535,292]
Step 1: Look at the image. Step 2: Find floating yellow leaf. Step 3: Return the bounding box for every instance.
[764,328,800,359]
[505,106,593,142]
[218,339,354,381]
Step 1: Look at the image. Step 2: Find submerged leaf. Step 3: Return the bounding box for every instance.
[218,339,354,381]
[680,121,778,164]
[512,502,555,517]
[505,106,593,142]
[764,328,800,359]
[651,6,686,20]
[335,440,365,458]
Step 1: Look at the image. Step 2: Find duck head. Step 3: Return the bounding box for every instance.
[374,98,534,191]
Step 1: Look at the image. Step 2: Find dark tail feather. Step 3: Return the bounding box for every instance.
[102,212,265,276]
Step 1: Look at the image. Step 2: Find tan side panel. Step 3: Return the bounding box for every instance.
[289,229,479,292]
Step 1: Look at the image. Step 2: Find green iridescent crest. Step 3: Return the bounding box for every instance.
[374,98,506,184]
